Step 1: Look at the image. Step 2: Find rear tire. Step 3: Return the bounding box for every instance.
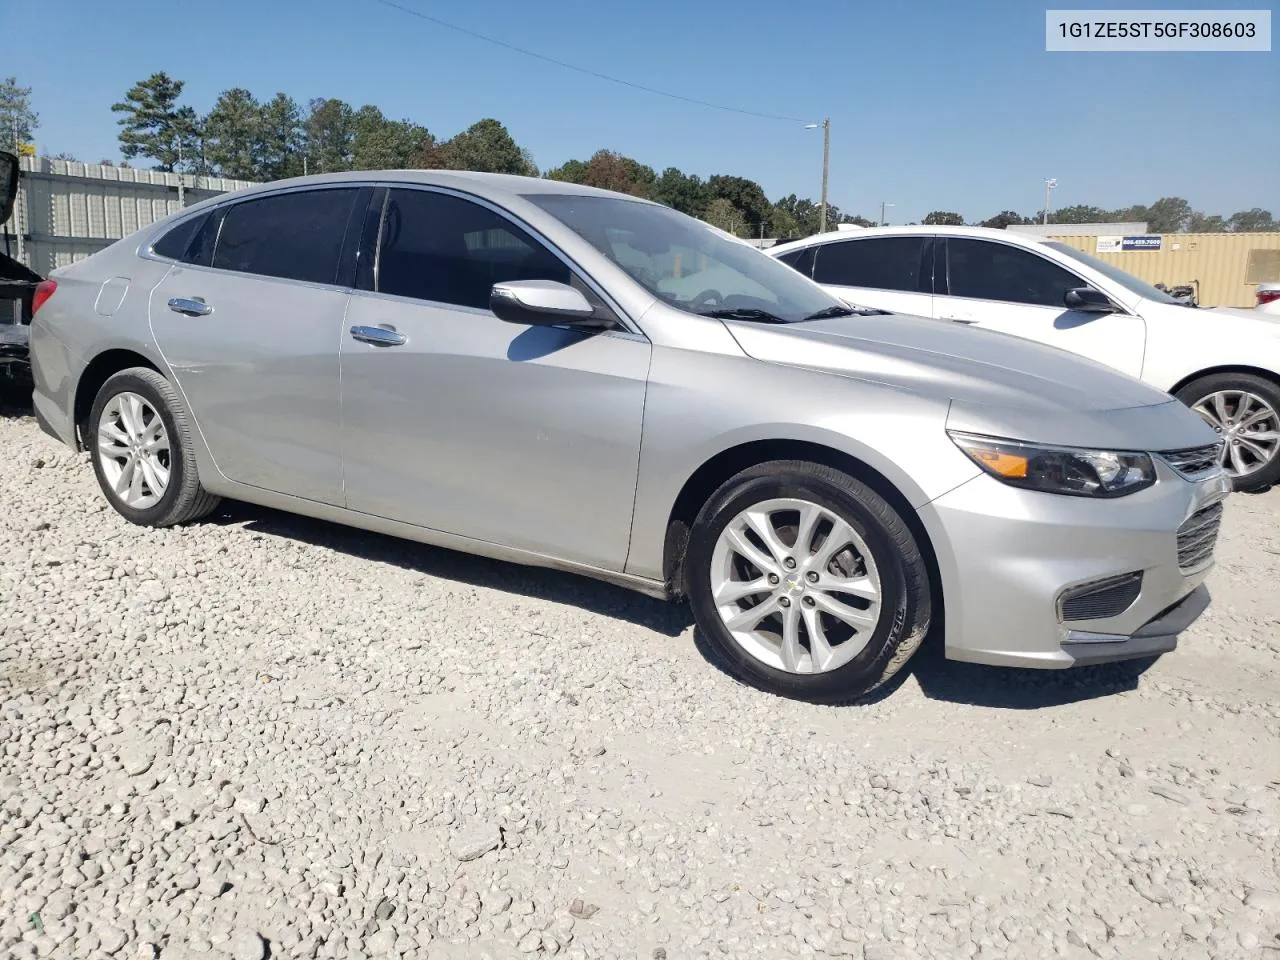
[1175,372,1280,493]
[685,460,931,704]
[88,367,221,526]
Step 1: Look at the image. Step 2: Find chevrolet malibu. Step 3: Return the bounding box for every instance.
[28,172,1229,703]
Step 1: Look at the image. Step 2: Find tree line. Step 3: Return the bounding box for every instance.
[3,74,1275,239]
[98,72,869,239]
[923,198,1276,234]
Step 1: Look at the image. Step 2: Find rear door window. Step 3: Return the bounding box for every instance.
[211,188,360,285]
[812,237,929,292]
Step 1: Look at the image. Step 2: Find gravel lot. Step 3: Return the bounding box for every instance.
[2,394,1279,960]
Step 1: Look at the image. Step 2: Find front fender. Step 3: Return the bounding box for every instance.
[624,345,980,582]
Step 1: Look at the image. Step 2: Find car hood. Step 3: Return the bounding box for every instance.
[1195,304,1280,332]
[725,312,1218,451]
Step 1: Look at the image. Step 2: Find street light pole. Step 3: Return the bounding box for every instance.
[1043,178,1057,225]
[880,201,894,226]
[819,117,830,234]
[176,140,185,209]
[806,118,831,234]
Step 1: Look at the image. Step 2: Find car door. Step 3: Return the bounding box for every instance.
[809,235,935,317]
[933,237,1146,378]
[148,186,364,505]
[340,186,651,571]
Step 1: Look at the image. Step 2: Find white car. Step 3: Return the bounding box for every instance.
[770,225,1280,491]
[1258,282,1280,317]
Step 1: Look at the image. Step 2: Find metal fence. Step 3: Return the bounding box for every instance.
[1,157,256,277]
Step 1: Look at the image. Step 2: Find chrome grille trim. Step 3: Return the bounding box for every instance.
[1057,572,1144,623]
[1176,501,1224,571]
[1160,442,1223,479]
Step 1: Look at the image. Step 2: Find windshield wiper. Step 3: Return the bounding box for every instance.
[696,307,789,324]
[800,305,857,320]
[800,305,890,320]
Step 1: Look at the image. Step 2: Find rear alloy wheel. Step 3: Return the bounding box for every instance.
[1177,373,1280,492]
[686,460,932,704]
[97,392,171,509]
[88,367,221,526]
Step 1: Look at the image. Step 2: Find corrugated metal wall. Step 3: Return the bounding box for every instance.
[1,157,256,277]
[1051,232,1280,308]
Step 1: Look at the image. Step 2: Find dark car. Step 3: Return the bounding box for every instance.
[0,150,42,382]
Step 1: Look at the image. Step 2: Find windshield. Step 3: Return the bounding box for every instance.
[526,194,846,322]
[1042,241,1183,306]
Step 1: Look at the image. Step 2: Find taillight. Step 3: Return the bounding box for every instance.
[1258,288,1280,307]
[31,279,58,315]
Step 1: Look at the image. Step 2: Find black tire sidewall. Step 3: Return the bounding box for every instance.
[686,469,914,702]
[1175,373,1280,492]
[88,371,190,526]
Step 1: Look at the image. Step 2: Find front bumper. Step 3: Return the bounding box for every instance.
[919,462,1228,669]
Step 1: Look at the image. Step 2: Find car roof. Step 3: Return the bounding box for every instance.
[190,169,657,207]
[769,224,1052,254]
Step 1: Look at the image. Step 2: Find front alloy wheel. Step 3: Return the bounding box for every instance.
[710,498,883,674]
[1191,390,1280,480]
[1177,372,1280,492]
[685,460,932,704]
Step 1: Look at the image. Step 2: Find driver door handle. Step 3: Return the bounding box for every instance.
[350,324,406,347]
[167,297,212,317]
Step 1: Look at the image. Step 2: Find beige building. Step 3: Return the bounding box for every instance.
[1048,232,1280,309]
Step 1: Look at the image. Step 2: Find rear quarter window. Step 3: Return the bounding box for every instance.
[151,214,209,261]
[775,246,816,278]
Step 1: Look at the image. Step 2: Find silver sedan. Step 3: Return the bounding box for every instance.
[28,171,1228,702]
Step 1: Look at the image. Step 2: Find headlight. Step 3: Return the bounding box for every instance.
[948,431,1156,498]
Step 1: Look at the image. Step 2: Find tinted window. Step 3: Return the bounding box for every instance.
[1042,241,1181,305]
[185,213,222,267]
[775,245,816,278]
[212,188,358,284]
[377,189,570,309]
[946,238,1084,307]
[152,214,207,261]
[812,237,927,292]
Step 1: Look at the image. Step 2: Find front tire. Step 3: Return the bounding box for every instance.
[685,461,932,704]
[1176,372,1280,492]
[88,367,221,526]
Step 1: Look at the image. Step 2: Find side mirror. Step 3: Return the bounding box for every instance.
[0,151,18,227]
[490,280,598,327]
[1063,287,1115,313]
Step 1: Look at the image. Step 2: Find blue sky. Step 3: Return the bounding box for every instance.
[6,0,1276,223]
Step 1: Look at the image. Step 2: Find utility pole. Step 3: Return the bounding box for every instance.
[805,118,831,233]
[176,140,185,209]
[1043,178,1057,225]
[819,118,830,234]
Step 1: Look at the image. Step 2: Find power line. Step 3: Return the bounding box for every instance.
[373,0,812,124]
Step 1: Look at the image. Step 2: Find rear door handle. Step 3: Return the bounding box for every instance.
[350,324,406,347]
[167,297,212,317]
[940,313,977,324]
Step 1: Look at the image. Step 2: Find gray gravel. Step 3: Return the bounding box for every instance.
[2,406,1279,959]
